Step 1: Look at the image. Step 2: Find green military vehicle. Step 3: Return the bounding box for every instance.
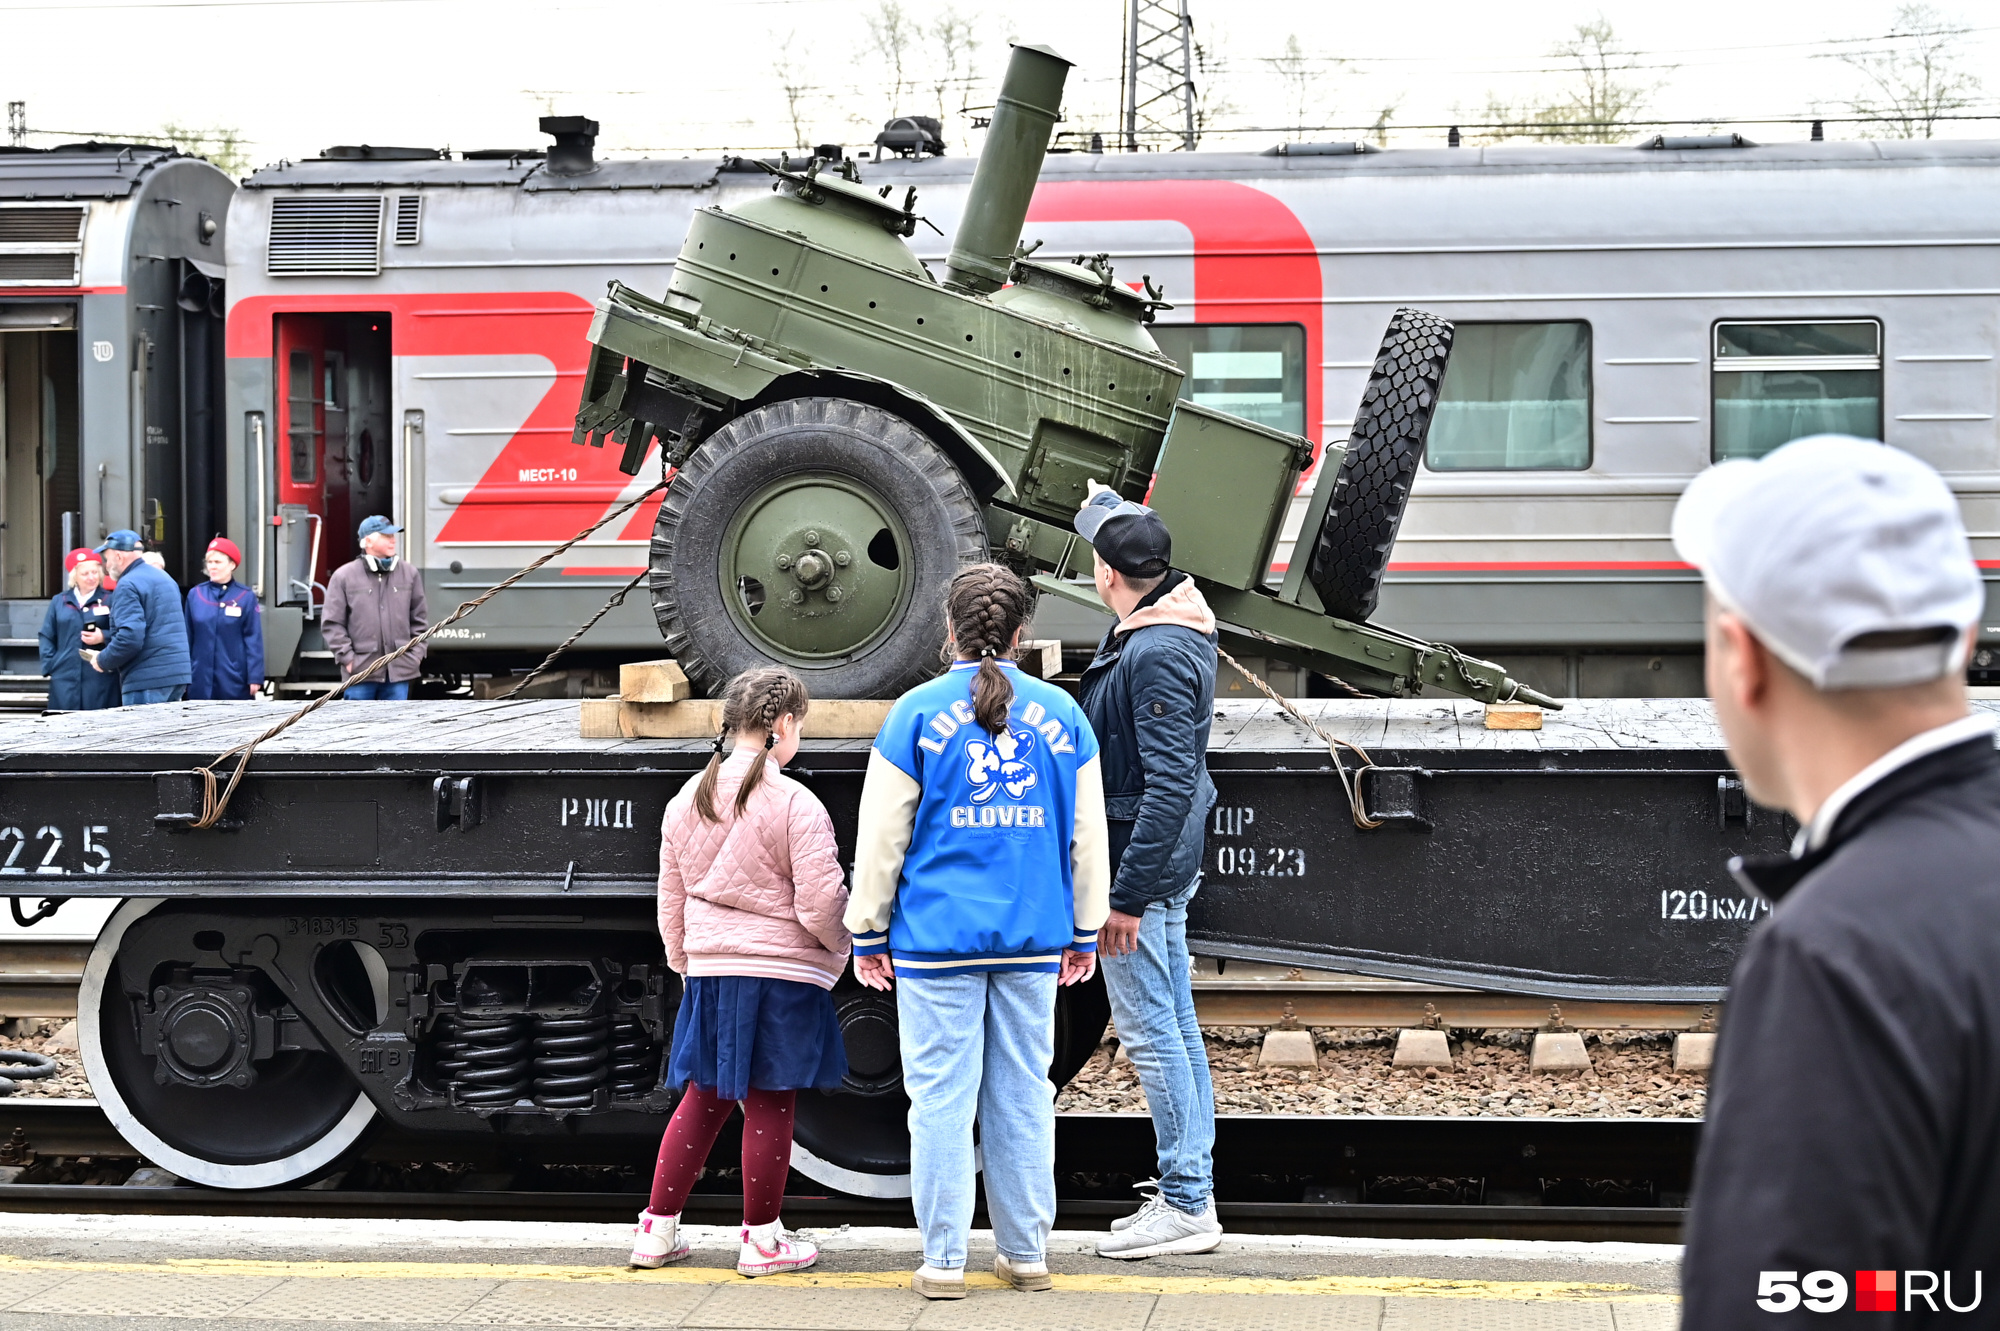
[569,42,1557,709]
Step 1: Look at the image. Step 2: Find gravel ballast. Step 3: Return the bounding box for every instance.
[1056,1028,1708,1118]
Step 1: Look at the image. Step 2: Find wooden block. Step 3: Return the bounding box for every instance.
[605,698,897,740]
[1019,639,1064,680]
[1485,703,1544,731]
[619,659,691,704]
[580,698,625,738]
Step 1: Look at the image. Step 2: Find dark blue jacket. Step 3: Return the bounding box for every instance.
[95,559,192,692]
[36,588,120,711]
[185,580,265,700]
[1079,570,1219,915]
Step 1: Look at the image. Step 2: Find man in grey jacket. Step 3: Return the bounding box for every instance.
[321,516,427,700]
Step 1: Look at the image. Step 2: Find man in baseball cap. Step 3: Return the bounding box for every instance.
[1071,484,1223,1259]
[322,515,426,700]
[1676,435,2000,1325]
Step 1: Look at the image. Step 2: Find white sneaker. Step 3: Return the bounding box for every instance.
[629,1209,688,1268]
[1095,1197,1223,1259]
[1110,1178,1166,1233]
[911,1263,967,1299]
[737,1220,817,1277]
[994,1255,1052,1291]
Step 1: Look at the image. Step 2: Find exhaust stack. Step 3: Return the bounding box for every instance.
[942,43,1072,295]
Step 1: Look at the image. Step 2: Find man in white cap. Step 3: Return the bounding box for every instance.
[1674,435,2000,1324]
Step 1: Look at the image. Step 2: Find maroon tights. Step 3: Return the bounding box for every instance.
[648,1084,795,1225]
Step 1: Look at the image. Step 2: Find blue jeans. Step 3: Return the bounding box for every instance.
[1101,880,1214,1215]
[121,685,186,706]
[344,681,410,700]
[899,970,1058,1269]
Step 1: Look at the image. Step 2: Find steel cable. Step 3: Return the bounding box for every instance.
[1215,644,1385,831]
[187,479,669,830]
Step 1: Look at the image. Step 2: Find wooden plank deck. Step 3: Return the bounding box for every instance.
[5,696,1992,761]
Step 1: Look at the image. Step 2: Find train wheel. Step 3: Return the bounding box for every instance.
[79,900,376,1189]
[1306,308,1455,622]
[653,396,987,699]
[789,967,1110,1197]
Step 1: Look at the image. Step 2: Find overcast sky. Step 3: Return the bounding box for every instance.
[2,0,1995,167]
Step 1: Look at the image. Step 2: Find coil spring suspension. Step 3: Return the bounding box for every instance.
[532,1011,612,1108]
[436,1014,533,1106]
[609,1015,657,1098]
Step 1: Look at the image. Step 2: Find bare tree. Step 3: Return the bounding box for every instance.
[772,32,814,149]
[1840,3,1980,138]
[867,0,917,117]
[1472,16,1658,144]
[928,7,981,134]
[1263,34,1326,136]
[157,123,249,176]
[1368,99,1401,148]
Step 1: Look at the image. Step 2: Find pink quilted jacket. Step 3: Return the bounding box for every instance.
[658,749,851,989]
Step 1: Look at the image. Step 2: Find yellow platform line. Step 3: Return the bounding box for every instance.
[0,1255,1677,1302]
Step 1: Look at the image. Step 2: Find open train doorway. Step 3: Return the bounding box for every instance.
[273,313,392,612]
[0,313,81,599]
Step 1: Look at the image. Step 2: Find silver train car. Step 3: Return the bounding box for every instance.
[0,144,234,682]
[13,129,2000,698]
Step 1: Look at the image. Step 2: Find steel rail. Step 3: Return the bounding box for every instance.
[0,1103,1693,1244]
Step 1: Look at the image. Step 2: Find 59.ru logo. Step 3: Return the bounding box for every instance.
[1758,1270,1984,1313]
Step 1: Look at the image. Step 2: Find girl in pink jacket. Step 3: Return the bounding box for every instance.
[632,666,850,1277]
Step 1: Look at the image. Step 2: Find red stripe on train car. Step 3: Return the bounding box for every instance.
[1386,560,1698,572]
[1026,180,1326,479]
[227,292,644,544]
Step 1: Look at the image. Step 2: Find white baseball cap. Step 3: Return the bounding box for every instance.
[1670,434,1983,690]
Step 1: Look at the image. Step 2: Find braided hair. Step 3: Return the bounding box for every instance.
[945,563,1031,736]
[692,666,810,823]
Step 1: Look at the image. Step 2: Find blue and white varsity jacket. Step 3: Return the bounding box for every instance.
[845,661,1111,978]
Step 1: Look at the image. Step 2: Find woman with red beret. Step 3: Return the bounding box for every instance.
[36,549,120,711]
[184,536,265,700]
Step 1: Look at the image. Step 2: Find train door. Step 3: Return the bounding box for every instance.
[0,310,81,599]
[273,313,392,610]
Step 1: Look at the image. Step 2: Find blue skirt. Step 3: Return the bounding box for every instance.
[666,975,849,1102]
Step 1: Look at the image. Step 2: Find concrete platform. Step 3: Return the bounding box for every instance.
[0,1214,1680,1329]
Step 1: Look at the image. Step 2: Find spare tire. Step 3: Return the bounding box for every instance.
[1305,308,1455,622]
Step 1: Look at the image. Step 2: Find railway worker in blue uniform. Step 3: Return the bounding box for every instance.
[36,548,119,711]
[1675,435,2000,1325]
[1071,484,1223,1260]
[184,536,265,700]
[91,529,192,706]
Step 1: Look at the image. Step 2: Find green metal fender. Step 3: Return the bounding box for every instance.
[758,368,1015,503]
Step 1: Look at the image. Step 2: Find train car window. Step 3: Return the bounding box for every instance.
[1712,320,1882,460]
[1425,321,1592,471]
[286,350,317,485]
[1151,324,1306,436]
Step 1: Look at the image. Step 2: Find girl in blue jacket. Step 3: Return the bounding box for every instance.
[184,537,264,700]
[846,563,1110,1300]
[37,549,119,711]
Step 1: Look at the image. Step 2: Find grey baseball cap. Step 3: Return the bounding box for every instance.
[1670,434,1982,690]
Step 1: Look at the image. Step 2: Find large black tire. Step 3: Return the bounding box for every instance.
[1305,309,1455,622]
[652,397,987,699]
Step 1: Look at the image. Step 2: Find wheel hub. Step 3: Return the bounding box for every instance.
[145,980,262,1088]
[724,477,911,661]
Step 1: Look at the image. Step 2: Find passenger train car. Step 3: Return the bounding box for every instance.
[7,129,2000,698]
[0,144,233,685]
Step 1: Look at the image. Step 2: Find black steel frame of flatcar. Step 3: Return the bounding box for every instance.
[3,741,1787,1001]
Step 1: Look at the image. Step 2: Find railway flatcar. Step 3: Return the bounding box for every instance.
[212,130,2000,697]
[0,143,234,683]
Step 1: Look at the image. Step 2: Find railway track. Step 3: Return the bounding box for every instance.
[0,937,1719,1031]
[0,1100,1692,1243]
